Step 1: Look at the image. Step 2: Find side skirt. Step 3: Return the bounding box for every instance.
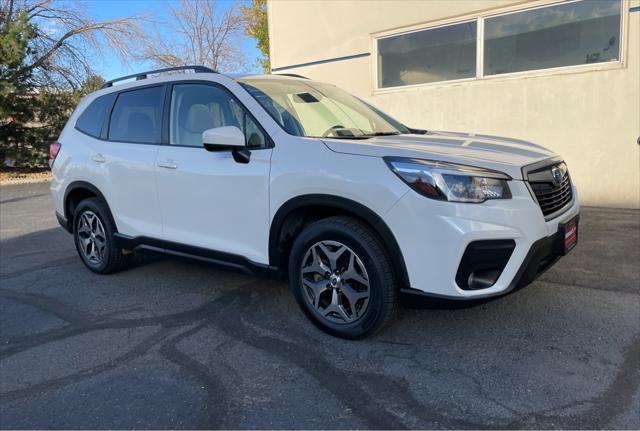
[113,233,279,279]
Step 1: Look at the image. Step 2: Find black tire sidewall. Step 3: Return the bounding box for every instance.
[288,220,391,339]
[72,198,115,273]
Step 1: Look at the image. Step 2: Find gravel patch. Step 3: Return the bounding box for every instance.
[0,171,51,185]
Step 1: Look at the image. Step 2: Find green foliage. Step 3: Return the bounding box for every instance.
[0,8,103,166]
[0,10,37,165]
[79,75,106,94]
[241,0,270,73]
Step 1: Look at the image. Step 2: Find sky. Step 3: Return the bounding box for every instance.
[85,0,263,80]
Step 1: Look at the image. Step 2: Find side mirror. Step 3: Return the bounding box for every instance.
[202,126,245,150]
[202,126,250,164]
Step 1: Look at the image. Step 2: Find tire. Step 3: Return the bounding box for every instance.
[72,197,130,274]
[288,216,397,339]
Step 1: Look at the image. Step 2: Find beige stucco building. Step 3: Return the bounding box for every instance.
[267,0,640,208]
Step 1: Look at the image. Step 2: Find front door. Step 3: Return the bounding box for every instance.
[155,82,272,264]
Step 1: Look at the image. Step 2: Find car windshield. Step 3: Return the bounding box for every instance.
[238,78,409,138]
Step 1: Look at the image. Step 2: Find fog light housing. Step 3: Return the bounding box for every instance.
[456,240,516,290]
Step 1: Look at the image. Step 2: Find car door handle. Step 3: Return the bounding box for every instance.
[92,153,106,163]
[157,160,177,169]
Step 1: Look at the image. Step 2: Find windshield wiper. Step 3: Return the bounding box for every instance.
[316,131,402,140]
[360,131,402,137]
[319,135,370,140]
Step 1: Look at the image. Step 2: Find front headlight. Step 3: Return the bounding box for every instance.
[384,157,512,203]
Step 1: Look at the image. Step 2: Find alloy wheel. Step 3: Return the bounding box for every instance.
[76,210,107,265]
[300,240,370,324]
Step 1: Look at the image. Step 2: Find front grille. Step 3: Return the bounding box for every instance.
[527,162,573,217]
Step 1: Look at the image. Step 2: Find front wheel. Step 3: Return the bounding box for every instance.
[73,198,130,274]
[288,216,397,339]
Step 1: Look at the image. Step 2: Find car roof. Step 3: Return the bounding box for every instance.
[86,68,310,103]
[103,71,300,90]
[231,73,309,80]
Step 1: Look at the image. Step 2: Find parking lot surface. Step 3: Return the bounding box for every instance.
[1,182,639,429]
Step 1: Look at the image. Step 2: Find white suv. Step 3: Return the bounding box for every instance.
[50,66,580,338]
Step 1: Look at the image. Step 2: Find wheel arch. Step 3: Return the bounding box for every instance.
[269,194,410,288]
[63,181,117,232]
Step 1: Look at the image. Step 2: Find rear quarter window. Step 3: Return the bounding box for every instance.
[75,93,116,138]
[108,86,164,144]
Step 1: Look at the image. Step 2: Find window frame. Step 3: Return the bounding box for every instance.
[372,0,627,93]
[163,80,274,150]
[77,79,273,149]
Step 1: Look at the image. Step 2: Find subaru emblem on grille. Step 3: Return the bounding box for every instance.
[551,167,563,187]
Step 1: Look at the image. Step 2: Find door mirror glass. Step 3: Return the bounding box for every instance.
[202,126,245,151]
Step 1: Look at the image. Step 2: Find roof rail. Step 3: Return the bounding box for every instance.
[101,65,216,89]
[275,73,308,79]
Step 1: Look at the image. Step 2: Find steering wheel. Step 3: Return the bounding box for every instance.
[321,124,345,137]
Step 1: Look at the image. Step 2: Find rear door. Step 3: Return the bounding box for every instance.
[88,85,164,238]
[155,82,272,264]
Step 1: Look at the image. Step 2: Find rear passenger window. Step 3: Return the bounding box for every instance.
[108,86,164,144]
[75,93,116,138]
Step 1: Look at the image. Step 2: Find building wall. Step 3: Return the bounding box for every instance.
[268,0,640,208]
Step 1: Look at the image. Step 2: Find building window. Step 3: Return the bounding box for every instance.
[377,21,477,88]
[374,0,623,90]
[484,0,622,76]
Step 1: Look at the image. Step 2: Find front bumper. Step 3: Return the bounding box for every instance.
[384,179,580,299]
[399,218,576,303]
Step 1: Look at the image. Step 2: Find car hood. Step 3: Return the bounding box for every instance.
[321,130,557,180]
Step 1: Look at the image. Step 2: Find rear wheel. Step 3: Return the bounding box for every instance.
[288,216,397,339]
[73,198,129,274]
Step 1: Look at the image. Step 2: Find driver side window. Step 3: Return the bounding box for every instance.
[169,83,267,148]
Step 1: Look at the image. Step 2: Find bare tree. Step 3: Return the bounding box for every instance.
[140,0,246,73]
[0,0,143,165]
[1,0,143,89]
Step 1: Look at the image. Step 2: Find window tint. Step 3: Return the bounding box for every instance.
[170,83,267,148]
[76,93,116,138]
[377,21,477,88]
[484,0,621,76]
[108,86,164,144]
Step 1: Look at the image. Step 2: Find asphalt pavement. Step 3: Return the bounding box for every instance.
[0,182,638,429]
